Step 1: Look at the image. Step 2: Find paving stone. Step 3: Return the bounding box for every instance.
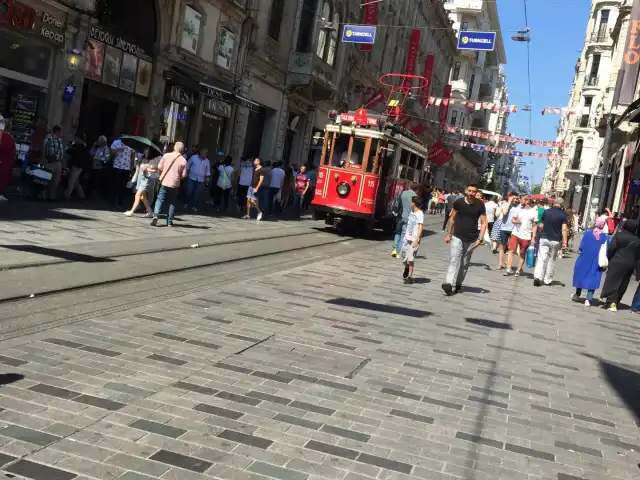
[0,425,60,446]
[217,430,274,449]
[129,419,186,439]
[148,449,212,473]
[248,461,309,480]
[304,440,359,460]
[5,459,77,480]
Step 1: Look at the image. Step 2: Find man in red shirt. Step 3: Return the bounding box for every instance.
[294,165,310,218]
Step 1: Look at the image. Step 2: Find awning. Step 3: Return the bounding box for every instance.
[235,95,260,112]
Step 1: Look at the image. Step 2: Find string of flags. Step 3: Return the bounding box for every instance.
[445,126,566,148]
[541,106,577,115]
[459,141,562,160]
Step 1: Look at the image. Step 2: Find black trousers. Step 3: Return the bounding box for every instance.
[443,209,450,230]
[111,168,131,206]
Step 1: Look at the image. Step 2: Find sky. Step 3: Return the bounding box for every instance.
[495,0,592,187]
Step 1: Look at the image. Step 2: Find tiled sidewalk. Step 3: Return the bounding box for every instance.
[0,223,638,480]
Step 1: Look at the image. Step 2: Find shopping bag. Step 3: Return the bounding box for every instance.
[598,241,609,269]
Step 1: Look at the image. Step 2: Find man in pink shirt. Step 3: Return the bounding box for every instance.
[151,142,187,227]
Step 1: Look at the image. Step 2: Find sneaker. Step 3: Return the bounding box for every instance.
[402,265,410,279]
[503,270,513,276]
[241,215,250,219]
[150,216,159,226]
[257,211,263,221]
[584,300,591,307]
[608,303,617,312]
[391,249,398,258]
[571,293,580,302]
[0,194,8,201]
[442,283,454,296]
[144,212,153,218]
[514,271,521,277]
[533,278,542,287]
[403,277,413,284]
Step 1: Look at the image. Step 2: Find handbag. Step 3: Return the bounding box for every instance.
[598,239,609,269]
[158,153,182,184]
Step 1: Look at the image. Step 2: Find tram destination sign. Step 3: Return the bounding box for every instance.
[342,25,376,45]
[457,31,496,51]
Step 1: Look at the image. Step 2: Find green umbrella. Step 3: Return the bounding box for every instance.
[118,135,163,155]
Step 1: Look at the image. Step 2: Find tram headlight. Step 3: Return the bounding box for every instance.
[336,182,350,198]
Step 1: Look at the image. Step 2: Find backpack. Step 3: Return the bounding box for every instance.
[391,193,403,218]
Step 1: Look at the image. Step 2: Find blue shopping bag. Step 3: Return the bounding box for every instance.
[526,246,536,269]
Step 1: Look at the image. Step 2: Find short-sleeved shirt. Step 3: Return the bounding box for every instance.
[158,152,187,188]
[110,140,134,170]
[484,200,498,223]
[446,194,457,211]
[270,168,285,188]
[501,205,520,232]
[512,207,539,241]
[405,209,424,241]
[217,165,234,189]
[540,207,568,242]
[295,173,309,194]
[452,198,486,242]
[251,167,265,188]
[187,155,211,182]
[399,189,416,222]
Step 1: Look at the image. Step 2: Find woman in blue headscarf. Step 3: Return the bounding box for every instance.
[572,216,609,307]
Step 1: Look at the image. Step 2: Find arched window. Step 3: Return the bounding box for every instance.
[316,2,331,59]
[571,139,583,169]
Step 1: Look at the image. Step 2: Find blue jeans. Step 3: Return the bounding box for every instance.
[632,284,640,312]
[154,185,179,224]
[575,288,595,302]
[393,221,407,252]
[186,179,205,209]
[295,192,304,218]
[268,187,280,215]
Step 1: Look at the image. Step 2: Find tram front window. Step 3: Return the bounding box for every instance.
[331,134,366,169]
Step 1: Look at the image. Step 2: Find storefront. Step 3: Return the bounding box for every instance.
[0,0,66,163]
[78,24,154,141]
[199,83,233,155]
[160,79,198,146]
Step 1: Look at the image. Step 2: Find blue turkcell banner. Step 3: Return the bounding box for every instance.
[457,31,496,51]
[342,25,377,45]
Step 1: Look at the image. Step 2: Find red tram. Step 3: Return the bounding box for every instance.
[312,108,431,232]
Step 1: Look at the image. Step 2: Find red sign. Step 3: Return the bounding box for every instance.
[402,29,421,89]
[421,55,435,107]
[439,84,452,129]
[338,108,378,127]
[360,2,378,52]
[429,141,452,167]
[0,0,37,29]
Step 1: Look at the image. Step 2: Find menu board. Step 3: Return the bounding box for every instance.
[10,93,37,144]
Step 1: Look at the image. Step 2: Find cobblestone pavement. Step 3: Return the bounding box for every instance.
[0,201,313,248]
[0,215,638,480]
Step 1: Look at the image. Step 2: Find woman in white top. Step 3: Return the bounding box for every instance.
[215,155,235,212]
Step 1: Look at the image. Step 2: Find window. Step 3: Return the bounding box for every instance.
[452,61,461,81]
[181,5,201,54]
[216,29,235,70]
[451,110,458,126]
[587,54,600,85]
[316,2,330,59]
[316,2,339,66]
[597,9,609,41]
[571,139,583,169]
[584,96,593,108]
[268,0,285,41]
[468,73,475,96]
[461,21,469,31]
[297,0,317,52]
[579,115,590,128]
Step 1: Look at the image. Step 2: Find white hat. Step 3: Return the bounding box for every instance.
[0,115,4,131]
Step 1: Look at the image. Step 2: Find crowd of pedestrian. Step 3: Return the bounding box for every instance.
[0,115,318,224]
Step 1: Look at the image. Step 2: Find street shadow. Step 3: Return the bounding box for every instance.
[0,374,25,386]
[326,298,431,318]
[1,245,114,263]
[466,318,513,330]
[584,353,640,424]
[459,286,491,294]
[173,224,211,230]
[547,280,566,287]
[411,278,431,284]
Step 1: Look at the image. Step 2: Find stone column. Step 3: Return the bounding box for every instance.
[145,54,168,140]
[273,93,290,162]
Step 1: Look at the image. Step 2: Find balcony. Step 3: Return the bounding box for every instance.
[588,31,609,44]
[583,75,599,89]
[574,115,591,129]
[450,79,469,100]
[478,80,493,100]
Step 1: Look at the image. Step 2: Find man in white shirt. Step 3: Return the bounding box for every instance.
[269,161,285,216]
[110,138,135,207]
[236,158,254,216]
[504,196,538,276]
[401,196,424,284]
[185,147,211,212]
[484,195,498,252]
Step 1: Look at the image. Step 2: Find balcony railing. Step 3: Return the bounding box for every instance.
[461,147,484,168]
[589,31,608,43]
[575,115,590,129]
[569,158,581,170]
[584,75,599,87]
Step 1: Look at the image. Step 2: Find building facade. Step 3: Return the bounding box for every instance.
[437,0,507,190]
[541,0,626,224]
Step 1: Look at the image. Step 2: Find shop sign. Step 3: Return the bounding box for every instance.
[235,95,260,113]
[0,0,65,44]
[200,82,234,103]
[89,25,152,62]
[168,85,197,107]
[204,97,231,118]
[287,53,312,86]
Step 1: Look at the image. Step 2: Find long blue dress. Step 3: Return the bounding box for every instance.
[573,230,608,290]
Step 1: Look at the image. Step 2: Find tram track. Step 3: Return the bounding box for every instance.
[0,232,371,342]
